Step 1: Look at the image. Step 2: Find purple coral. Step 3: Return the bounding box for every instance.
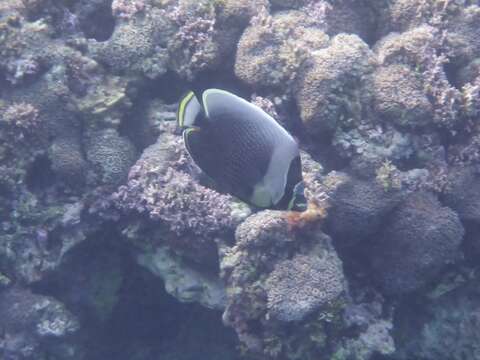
[164,1,218,79]
[6,57,39,84]
[113,133,242,238]
[421,47,462,130]
[462,77,480,118]
[251,95,279,119]
[111,0,145,19]
[2,102,41,138]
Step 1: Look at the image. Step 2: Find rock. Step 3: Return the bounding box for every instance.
[138,246,227,310]
[0,287,80,360]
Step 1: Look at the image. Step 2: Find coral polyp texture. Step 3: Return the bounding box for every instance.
[266,253,345,322]
[1,0,480,359]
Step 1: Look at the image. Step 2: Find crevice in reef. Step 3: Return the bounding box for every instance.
[25,155,56,193]
[32,231,241,360]
[79,3,115,42]
[192,67,252,101]
[0,69,10,97]
[141,71,188,105]
[117,71,186,150]
[443,61,462,90]
[57,0,116,41]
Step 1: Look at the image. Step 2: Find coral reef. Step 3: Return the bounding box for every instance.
[138,246,227,310]
[220,210,347,358]
[88,7,171,78]
[2,0,480,359]
[235,9,329,89]
[394,275,480,360]
[85,129,137,187]
[370,192,464,295]
[323,171,404,248]
[49,136,87,187]
[0,287,81,360]
[443,166,480,224]
[369,64,433,128]
[296,33,376,136]
[266,253,345,322]
[113,131,251,264]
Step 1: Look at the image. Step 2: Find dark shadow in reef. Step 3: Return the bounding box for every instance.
[79,6,115,42]
[443,61,462,90]
[458,220,480,264]
[118,70,186,150]
[25,155,56,194]
[66,0,115,41]
[32,230,241,360]
[191,68,252,101]
[120,67,252,151]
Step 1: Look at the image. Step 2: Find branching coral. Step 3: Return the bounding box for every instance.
[111,0,145,19]
[374,24,463,130]
[2,102,40,134]
[165,0,218,79]
[421,47,463,130]
[461,76,480,118]
[114,133,241,235]
[113,132,249,263]
[4,66,77,138]
[375,160,403,191]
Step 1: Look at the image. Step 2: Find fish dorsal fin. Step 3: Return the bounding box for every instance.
[201,89,240,119]
[201,89,261,126]
[177,91,203,128]
[201,89,290,134]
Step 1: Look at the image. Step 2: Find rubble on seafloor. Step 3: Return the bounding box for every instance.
[1,0,480,359]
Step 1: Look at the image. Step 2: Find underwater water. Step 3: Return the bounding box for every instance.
[1,0,480,359]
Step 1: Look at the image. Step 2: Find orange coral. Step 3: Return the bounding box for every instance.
[284,200,328,232]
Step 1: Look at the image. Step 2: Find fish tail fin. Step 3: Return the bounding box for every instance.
[177,91,203,128]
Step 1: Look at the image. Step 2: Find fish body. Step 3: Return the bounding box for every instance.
[177,88,306,211]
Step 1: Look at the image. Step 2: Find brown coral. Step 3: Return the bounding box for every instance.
[266,253,345,322]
